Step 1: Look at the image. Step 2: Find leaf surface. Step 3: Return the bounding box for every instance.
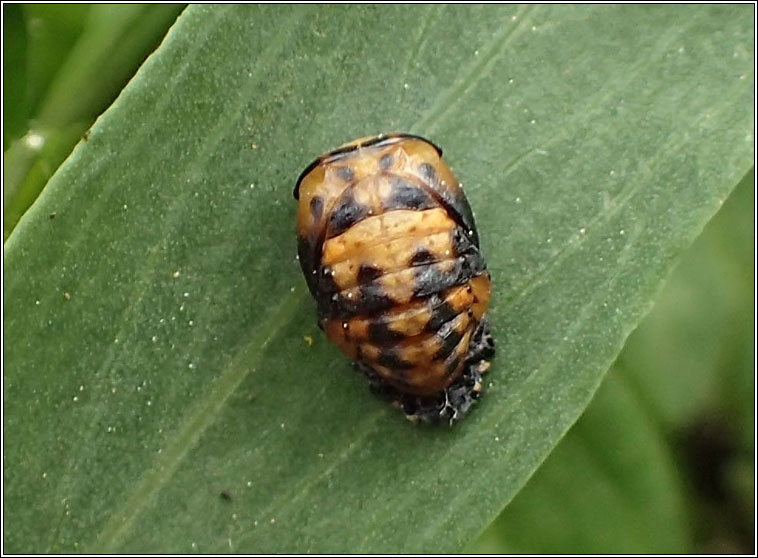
[3,5,753,553]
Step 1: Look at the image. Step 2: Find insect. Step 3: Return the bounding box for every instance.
[294,133,494,424]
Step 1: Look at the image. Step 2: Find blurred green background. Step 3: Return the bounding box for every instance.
[3,5,753,553]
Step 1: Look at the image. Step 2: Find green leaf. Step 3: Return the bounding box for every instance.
[4,5,753,553]
[468,370,690,553]
[18,4,91,131]
[3,4,33,148]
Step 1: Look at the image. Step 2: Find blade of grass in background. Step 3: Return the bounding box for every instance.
[2,4,184,239]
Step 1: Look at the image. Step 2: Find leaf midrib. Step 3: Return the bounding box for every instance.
[91,286,307,551]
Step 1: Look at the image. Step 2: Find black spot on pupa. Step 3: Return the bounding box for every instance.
[336,166,355,182]
[379,153,394,170]
[388,373,414,391]
[416,254,485,298]
[413,258,475,298]
[315,267,342,316]
[376,350,415,370]
[465,252,488,276]
[427,187,480,248]
[355,282,395,314]
[451,226,480,258]
[317,266,340,294]
[384,177,435,211]
[326,282,394,319]
[434,321,465,360]
[357,264,382,283]
[413,264,455,298]
[425,299,459,332]
[419,162,436,181]
[297,234,321,296]
[328,192,369,236]
[309,196,324,220]
[410,248,435,266]
[368,321,405,344]
[444,354,462,377]
[220,491,233,502]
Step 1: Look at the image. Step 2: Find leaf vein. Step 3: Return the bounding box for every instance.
[410,4,537,134]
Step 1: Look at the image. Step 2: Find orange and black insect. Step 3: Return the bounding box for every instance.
[294,133,494,423]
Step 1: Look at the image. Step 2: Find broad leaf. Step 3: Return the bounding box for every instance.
[4,5,753,553]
